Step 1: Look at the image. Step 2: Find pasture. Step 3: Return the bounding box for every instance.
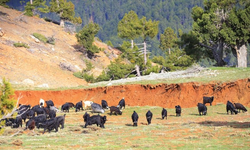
[0,104,249,149]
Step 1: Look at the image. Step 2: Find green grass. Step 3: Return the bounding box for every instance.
[13,42,29,48]
[0,105,249,149]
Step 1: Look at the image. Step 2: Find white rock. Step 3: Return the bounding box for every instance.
[22,79,34,85]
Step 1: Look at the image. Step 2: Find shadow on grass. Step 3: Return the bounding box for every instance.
[198,121,250,128]
[217,112,229,115]
[125,124,133,126]
[156,117,164,120]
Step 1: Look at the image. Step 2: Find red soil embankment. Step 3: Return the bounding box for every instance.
[14,78,250,108]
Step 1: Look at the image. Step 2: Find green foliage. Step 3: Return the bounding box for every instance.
[143,65,160,75]
[117,10,141,41]
[159,27,178,52]
[83,60,94,72]
[0,78,16,116]
[32,33,48,43]
[139,17,159,41]
[164,48,194,71]
[24,0,49,17]
[0,0,9,7]
[152,56,165,65]
[73,72,84,79]
[13,42,29,48]
[106,41,113,47]
[76,22,101,56]
[82,73,95,83]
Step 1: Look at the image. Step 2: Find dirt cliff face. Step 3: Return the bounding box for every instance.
[15,78,250,108]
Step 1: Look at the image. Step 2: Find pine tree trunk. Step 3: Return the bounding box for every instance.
[143,40,147,65]
[235,44,247,68]
[131,40,134,49]
[60,19,65,27]
[30,0,33,4]
[212,41,225,66]
[135,65,141,77]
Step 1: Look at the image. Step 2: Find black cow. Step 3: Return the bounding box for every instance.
[175,105,181,117]
[203,96,214,106]
[12,116,22,128]
[161,108,167,120]
[109,106,122,115]
[83,112,90,122]
[18,104,31,112]
[32,105,45,116]
[75,101,83,112]
[84,115,107,128]
[131,111,139,126]
[234,103,247,113]
[49,110,56,119]
[117,98,125,109]
[227,101,238,115]
[101,100,109,109]
[45,100,54,108]
[26,109,35,119]
[55,114,66,129]
[91,103,105,113]
[146,110,153,125]
[61,103,70,113]
[3,118,15,126]
[66,102,75,108]
[197,103,207,115]
[38,118,58,134]
[25,119,35,130]
[33,114,47,128]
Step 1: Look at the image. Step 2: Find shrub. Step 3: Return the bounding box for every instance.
[13,42,29,48]
[33,33,48,43]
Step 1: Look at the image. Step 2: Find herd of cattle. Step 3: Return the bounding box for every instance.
[1,96,248,134]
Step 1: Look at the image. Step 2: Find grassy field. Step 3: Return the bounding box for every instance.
[0,104,249,149]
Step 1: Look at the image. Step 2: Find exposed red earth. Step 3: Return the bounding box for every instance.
[15,78,250,108]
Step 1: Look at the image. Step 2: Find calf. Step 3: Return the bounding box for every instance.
[203,96,214,106]
[234,103,247,113]
[83,101,93,109]
[84,115,107,128]
[25,119,35,130]
[161,108,167,120]
[197,103,207,115]
[131,111,139,126]
[117,98,125,109]
[227,101,238,115]
[146,110,153,125]
[39,98,45,106]
[45,100,54,108]
[75,101,83,112]
[109,106,122,115]
[61,103,70,113]
[91,103,105,113]
[175,105,181,117]
[101,100,109,109]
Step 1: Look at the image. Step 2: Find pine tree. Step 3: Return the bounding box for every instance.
[0,0,9,7]
[159,27,178,54]
[50,0,82,27]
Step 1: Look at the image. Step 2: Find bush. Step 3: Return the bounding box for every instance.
[13,42,29,48]
[73,72,84,79]
[143,66,160,75]
[33,33,48,43]
[82,73,95,83]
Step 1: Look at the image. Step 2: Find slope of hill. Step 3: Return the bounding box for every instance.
[0,6,120,89]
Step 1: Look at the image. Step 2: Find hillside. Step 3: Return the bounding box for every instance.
[0,6,120,89]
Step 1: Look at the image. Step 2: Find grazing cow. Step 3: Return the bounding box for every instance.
[197,103,207,115]
[75,101,83,112]
[161,108,167,120]
[66,102,75,108]
[83,112,90,122]
[4,118,15,126]
[18,104,31,112]
[101,100,109,109]
[25,119,35,130]
[39,118,58,134]
[32,105,45,116]
[12,116,22,128]
[61,103,70,113]
[33,114,47,128]
[39,98,45,107]
[84,115,107,128]
[83,101,93,109]
[45,100,54,108]
[109,106,122,115]
[131,111,139,127]
[227,101,238,115]
[91,103,105,113]
[175,105,181,117]
[234,103,247,113]
[117,98,125,109]
[26,109,35,119]
[203,96,214,106]
[146,110,153,125]
[55,114,66,129]
[49,110,56,119]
